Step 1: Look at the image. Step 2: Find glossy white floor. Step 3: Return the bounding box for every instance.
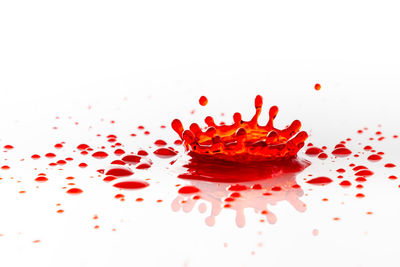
[1,1,400,266]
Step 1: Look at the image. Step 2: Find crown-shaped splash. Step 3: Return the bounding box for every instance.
[171,95,308,162]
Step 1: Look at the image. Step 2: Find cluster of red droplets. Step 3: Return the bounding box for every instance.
[171,95,308,162]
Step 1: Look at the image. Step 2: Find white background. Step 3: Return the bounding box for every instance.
[1,0,400,266]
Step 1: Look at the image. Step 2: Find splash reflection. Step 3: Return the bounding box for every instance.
[171,156,310,227]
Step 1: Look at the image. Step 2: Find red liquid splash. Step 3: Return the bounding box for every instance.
[172,95,308,162]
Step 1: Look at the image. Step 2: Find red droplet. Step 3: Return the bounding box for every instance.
[113,181,149,189]
[1,165,10,170]
[199,96,208,106]
[45,153,56,158]
[136,163,151,169]
[305,147,323,156]
[178,186,200,194]
[314,83,321,91]
[103,176,117,182]
[92,151,108,159]
[318,152,328,159]
[388,175,397,180]
[339,180,351,187]
[114,149,125,156]
[228,184,248,191]
[355,177,367,182]
[54,143,63,149]
[363,145,372,151]
[354,170,374,177]
[332,147,352,156]
[154,139,167,147]
[106,168,134,177]
[336,168,346,173]
[110,160,126,165]
[66,188,83,194]
[306,177,333,185]
[121,155,141,163]
[4,145,14,150]
[367,154,382,161]
[31,154,40,159]
[78,163,88,168]
[35,176,48,182]
[153,148,177,158]
[77,144,90,150]
[356,193,365,198]
[137,150,148,156]
[384,163,396,168]
[353,165,367,171]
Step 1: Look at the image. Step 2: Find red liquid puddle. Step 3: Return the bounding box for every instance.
[178,156,310,183]
[113,181,149,190]
[172,95,308,162]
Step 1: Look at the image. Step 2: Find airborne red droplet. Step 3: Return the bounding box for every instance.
[199,96,208,106]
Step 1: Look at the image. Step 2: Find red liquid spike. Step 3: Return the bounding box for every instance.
[172,95,308,162]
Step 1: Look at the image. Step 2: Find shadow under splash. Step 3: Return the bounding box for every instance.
[171,155,310,227]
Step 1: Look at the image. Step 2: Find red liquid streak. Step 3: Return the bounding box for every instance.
[172,95,308,162]
[113,181,149,190]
